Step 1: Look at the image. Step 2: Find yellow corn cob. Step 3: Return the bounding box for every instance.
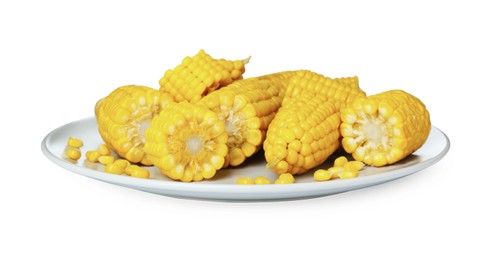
[196,71,299,167]
[340,89,431,166]
[144,102,228,182]
[95,85,172,165]
[285,70,366,110]
[264,93,341,174]
[159,49,249,103]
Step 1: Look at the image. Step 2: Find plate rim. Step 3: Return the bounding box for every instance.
[41,117,450,200]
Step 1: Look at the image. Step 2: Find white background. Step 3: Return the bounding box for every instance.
[1,0,483,259]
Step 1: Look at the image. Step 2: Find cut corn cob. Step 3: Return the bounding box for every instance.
[264,93,341,174]
[144,102,228,182]
[159,49,249,103]
[340,90,431,166]
[95,85,170,165]
[284,70,366,110]
[197,71,299,167]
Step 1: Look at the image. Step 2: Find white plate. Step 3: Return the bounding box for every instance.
[41,117,450,201]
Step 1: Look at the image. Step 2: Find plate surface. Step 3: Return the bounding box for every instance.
[41,117,450,201]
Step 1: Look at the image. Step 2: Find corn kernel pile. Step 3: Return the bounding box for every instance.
[65,49,432,184]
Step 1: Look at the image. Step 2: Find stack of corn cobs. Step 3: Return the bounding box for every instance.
[94,50,431,182]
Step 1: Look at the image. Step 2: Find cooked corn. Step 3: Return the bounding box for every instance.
[334,156,348,167]
[144,101,228,182]
[125,165,150,179]
[340,90,431,166]
[85,150,101,163]
[340,170,359,179]
[67,137,83,148]
[95,85,166,165]
[284,70,366,110]
[97,144,111,156]
[274,173,295,184]
[66,147,81,161]
[98,155,115,165]
[159,49,249,103]
[105,163,124,175]
[264,93,341,174]
[236,177,254,185]
[344,161,365,171]
[197,71,298,167]
[314,169,332,181]
[254,176,271,185]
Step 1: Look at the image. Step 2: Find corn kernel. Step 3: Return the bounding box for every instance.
[85,150,100,163]
[344,161,365,171]
[105,163,124,175]
[66,148,81,160]
[67,137,83,148]
[254,176,271,185]
[130,167,150,179]
[334,156,348,167]
[236,177,254,185]
[340,170,359,179]
[97,144,111,156]
[314,169,332,181]
[274,173,295,184]
[113,159,130,169]
[328,166,344,179]
[98,155,115,165]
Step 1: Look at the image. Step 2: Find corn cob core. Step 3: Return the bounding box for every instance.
[95,85,165,165]
[285,70,366,110]
[144,102,228,182]
[197,71,300,167]
[340,90,431,166]
[159,49,249,104]
[264,93,341,174]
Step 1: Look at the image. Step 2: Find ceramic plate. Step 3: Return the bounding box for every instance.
[41,117,450,201]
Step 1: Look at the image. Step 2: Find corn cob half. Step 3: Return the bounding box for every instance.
[264,93,341,174]
[144,102,228,182]
[285,70,366,110]
[340,90,431,166]
[197,71,300,167]
[159,49,249,104]
[95,85,171,165]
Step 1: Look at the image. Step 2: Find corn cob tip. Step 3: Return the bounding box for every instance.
[241,56,251,65]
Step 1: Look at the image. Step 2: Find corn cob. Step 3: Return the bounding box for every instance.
[340,89,431,166]
[144,102,228,182]
[196,71,299,167]
[159,49,249,104]
[264,93,341,174]
[284,70,366,110]
[95,85,172,165]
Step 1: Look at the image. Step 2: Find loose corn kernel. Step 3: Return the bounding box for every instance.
[274,173,295,184]
[85,150,101,163]
[334,156,348,167]
[314,169,332,181]
[67,137,84,148]
[105,163,124,175]
[113,159,131,169]
[328,166,344,179]
[236,177,254,185]
[344,161,365,171]
[98,155,115,165]
[123,165,150,178]
[130,167,150,179]
[66,147,81,160]
[97,144,111,156]
[254,176,271,185]
[340,170,359,179]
